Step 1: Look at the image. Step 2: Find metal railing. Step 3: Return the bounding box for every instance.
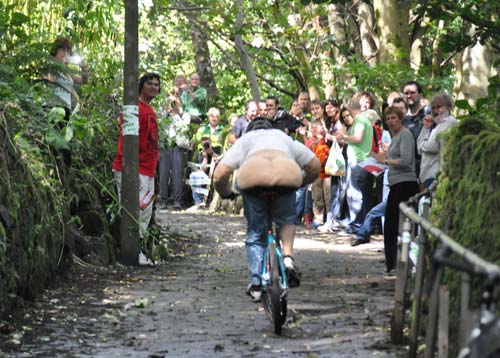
[390,183,500,358]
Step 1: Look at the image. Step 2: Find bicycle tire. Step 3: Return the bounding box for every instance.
[269,242,286,334]
[261,248,273,324]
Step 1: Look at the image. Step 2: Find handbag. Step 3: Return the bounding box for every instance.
[325,139,346,176]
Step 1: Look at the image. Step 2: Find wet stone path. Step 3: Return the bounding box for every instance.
[0,208,405,358]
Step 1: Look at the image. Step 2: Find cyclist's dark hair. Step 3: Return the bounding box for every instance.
[139,72,161,94]
[246,117,273,132]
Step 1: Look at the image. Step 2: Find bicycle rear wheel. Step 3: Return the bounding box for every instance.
[269,242,287,334]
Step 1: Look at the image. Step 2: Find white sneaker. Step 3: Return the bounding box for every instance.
[139,252,154,266]
[246,283,262,302]
[283,256,301,288]
[317,224,333,233]
[331,220,347,230]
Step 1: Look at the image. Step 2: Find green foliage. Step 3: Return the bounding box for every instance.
[415,1,500,53]
[430,117,500,355]
[333,60,454,106]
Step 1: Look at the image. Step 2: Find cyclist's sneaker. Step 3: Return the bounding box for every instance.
[283,256,301,288]
[246,283,262,302]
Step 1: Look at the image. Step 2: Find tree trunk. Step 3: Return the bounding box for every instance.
[326,3,348,98]
[454,39,497,107]
[397,2,411,66]
[357,2,378,66]
[234,0,260,101]
[431,20,445,78]
[311,12,335,99]
[373,0,396,64]
[189,20,220,105]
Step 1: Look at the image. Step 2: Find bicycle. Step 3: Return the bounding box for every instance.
[259,190,289,335]
[433,246,500,358]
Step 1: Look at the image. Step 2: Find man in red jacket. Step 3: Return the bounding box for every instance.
[112,73,160,240]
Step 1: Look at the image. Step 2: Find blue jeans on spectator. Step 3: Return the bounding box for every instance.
[355,199,387,241]
[295,186,306,224]
[295,186,313,224]
[241,190,295,286]
[189,170,209,205]
[344,164,375,231]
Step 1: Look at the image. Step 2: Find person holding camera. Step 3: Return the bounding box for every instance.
[46,37,89,115]
[44,37,89,179]
[188,108,225,207]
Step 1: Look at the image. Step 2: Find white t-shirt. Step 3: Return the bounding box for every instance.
[53,74,74,109]
[221,129,315,170]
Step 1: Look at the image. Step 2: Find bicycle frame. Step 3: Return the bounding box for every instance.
[261,229,288,292]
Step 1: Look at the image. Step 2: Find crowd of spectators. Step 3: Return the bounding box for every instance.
[108,70,458,273]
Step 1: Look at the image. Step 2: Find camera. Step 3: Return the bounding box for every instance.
[66,55,82,65]
[422,105,432,116]
[203,142,211,150]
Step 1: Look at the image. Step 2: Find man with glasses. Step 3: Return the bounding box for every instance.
[401,80,428,175]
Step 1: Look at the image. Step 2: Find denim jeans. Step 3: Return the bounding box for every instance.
[189,170,210,204]
[295,186,313,224]
[344,164,375,230]
[241,190,295,286]
[356,199,387,240]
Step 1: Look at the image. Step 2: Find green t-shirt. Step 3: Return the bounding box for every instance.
[346,113,373,163]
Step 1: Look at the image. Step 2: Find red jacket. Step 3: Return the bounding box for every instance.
[112,101,159,177]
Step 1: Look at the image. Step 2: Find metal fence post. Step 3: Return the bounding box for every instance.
[424,264,444,358]
[408,197,430,358]
[391,219,412,344]
[460,272,472,348]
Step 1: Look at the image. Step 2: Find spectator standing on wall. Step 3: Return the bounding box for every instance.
[45,37,89,173]
[157,75,191,210]
[180,73,208,123]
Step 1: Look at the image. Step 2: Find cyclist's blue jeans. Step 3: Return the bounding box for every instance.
[241,190,296,286]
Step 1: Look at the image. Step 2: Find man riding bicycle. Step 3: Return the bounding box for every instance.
[213,118,320,302]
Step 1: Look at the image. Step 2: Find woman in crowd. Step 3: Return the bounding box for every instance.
[373,106,419,274]
[310,99,330,132]
[318,99,346,232]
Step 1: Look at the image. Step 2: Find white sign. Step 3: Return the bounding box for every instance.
[122,105,139,136]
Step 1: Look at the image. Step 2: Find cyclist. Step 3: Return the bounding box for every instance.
[213,118,320,302]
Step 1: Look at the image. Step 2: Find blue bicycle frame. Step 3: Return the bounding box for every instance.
[261,229,287,291]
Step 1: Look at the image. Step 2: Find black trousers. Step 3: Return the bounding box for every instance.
[383,181,419,272]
